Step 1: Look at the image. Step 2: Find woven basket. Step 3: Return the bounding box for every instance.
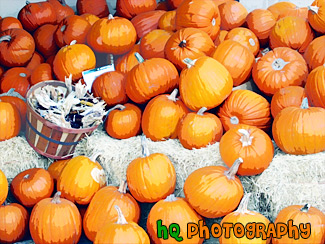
[25,80,99,160]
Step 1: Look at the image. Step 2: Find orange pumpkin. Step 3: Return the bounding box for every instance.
[57,154,106,205]
[0,28,35,68]
[219,1,248,30]
[214,29,228,46]
[140,29,173,59]
[211,39,254,86]
[184,158,244,218]
[303,35,325,71]
[217,90,272,132]
[178,107,223,149]
[225,27,260,56]
[272,204,325,244]
[116,0,157,19]
[10,168,54,208]
[147,194,204,244]
[269,16,314,53]
[219,193,271,244]
[105,103,142,139]
[80,13,100,25]
[83,181,140,242]
[156,1,169,10]
[175,0,221,40]
[167,0,184,9]
[115,44,140,74]
[94,206,149,244]
[164,27,215,70]
[142,89,189,141]
[53,40,96,82]
[158,10,176,32]
[131,10,166,41]
[219,124,274,176]
[126,136,176,203]
[179,56,233,111]
[246,9,276,46]
[0,17,22,32]
[47,0,74,24]
[76,0,109,18]
[278,6,308,20]
[271,86,306,118]
[273,98,325,155]
[33,24,59,58]
[0,67,31,97]
[55,15,91,47]
[29,63,53,85]
[213,0,234,7]
[25,52,44,71]
[92,71,128,106]
[252,47,308,96]
[87,14,137,55]
[267,1,296,20]
[0,169,8,205]
[0,202,29,244]
[125,52,179,104]
[308,0,325,34]
[47,159,69,185]
[29,192,82,244]
[305,64,325,108]
[46,55,55,66]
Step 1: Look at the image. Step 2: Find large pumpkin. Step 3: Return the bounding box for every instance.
[125,52,179,104]
[126,136,176,203]
[252,47,308,96]
[219,1,248,30]
[211,39,254,86]
[164,27,215,70]
[0,67,31,97]
[175,0,220,40]
[305,65,325,108]
[29,192,82,244]
[147,194,204,244]
[0,169,8,205]
[0,28,35,68]
[179,56,233,111]
[0,17,22,32]
[115,44,140,74]
[83,181,140,242]
[53,40,96,82]
[116,0,157,19]
[0,100,21,141]
[308,0,325,34]
[217,90,272,132]
[219,124,274,176]
[272,98,325,155]
[87,14,137,55]
[184,158,244,218]
[142,89,189,141]
[76,0,109,18]
[303,35,325,71]
[33,24,58,58]
[47,0,74,24]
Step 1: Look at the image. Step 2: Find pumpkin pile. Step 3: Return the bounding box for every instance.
[0,0,325,243]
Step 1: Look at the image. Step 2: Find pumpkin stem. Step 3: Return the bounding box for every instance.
[300,97,309,109]
[115,205,128,225]
[167,89,178,102]
[261,47,270,56]
[91,167,106,186]
[134,52,145,63]
[224,158,243,180]
[300,204,310,213]
[60,25,66,32]
[0,88,26,101]
[118,180,127,194]
[249,38,256,47]
[141,135,150,157]
[164,194,178,202]
[272,58,290,71]
[235,193,251,214]
[230,116,239,125]
[178,40,187,48]
[308,5,319,14]
[19,73,27,78]
[108,14,114,20]
[238,129,254,147]
[107,104,126,113]
[23,174,29,179]
[26,1,30,5]
[0,35,11,43]
[69,40,77,46]
[197,107,207,116]
[182,58,197,69]
[212,18,216,26]
[51,192,62,204]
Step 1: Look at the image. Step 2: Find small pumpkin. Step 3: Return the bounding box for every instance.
[305,64,325,108]
[80,13,100,26]
[115,44,140,74]
[47,0,74,24]
[303,35,325,71]
[158,10,176,32]
[33,24,59,58]
[308,0,325,34]
[76,0,109,18]
[126,136,176,203]
[178,107,223,149]
[219,1,248,30]
[25,52,44,71]
[94,205,149,244]
[83,181,140,242]
[272,204,325,244]
[179,56,233,111]
[0,67,31,97]
[92,71,128,106]
[116,0,157,19]
[0,169,8,205]
[272,98,325,155]
[217,89,272,132]
[184,158,244,218]
[147,194,204,244]
[267,1,296,20]
[47,159,69,185]
[0,202,29,244]
[105,103,142,139]
[0,17,23,32]
[164,27,215,70]
[271,86,306,118]
[29,63,53,86]
[10,168,54,208]
[142,89,189,141]
[219,124,274,176]
[29,192,82,244]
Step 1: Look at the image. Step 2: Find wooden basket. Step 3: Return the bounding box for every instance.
[25,80,99,160]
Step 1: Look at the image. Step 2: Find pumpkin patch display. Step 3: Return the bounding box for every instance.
[305,64,325,108]
[0,169,8,205]
[0,100,21,141]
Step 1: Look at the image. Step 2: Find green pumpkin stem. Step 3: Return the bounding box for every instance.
[0,35,11,43]
[134,52,145,63]
[300,97,309,109]
[235,193,251,214]
[115,205,128,225]
[0,88,26,101]
[164,194,178,202]
[308,5,319,14]
[224,158,243,180]
[197,107,207,116]
[301,204,310,213]
[51,192,62,204]
[141,135,150,157]
[182,58,196,68]
[167,89,178,102]
[118,180,127,194]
